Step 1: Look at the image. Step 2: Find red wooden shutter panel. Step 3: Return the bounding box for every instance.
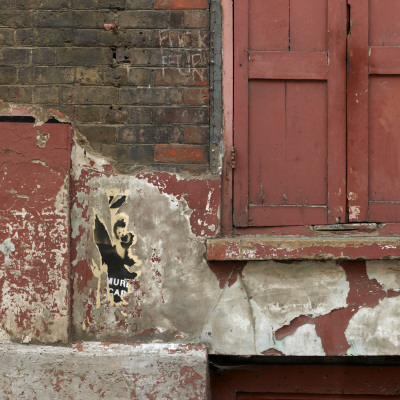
[348,0,400,223]
[233,0,347,227]
[234,0,400,229]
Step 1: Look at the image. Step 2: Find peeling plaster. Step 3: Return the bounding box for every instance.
[6,107,400,360]
[0,238,15,266]
[70,140,110,182]
[367,260,400,292]
[71,141,221,341]
[275,324,325,356]
[200,277,256,355]
[0,121,70,343]
[241,261,349,354]
[72,139,400,356]
[0,343,208,399]
[35,129,50,148]
[2,115,394,355]
[346,297,400,355]
[0,104,71,126]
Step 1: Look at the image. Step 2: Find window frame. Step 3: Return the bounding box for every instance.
[208,0,400,261]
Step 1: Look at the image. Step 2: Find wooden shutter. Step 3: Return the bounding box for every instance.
[233,0,347,227]
[347,0,400,222]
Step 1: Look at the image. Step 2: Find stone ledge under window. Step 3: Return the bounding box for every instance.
[206,236,400,261]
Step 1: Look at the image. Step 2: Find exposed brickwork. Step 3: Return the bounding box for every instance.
[155,0,209,10]
[0,0,210,171]
[154,144,207,164]
[184,126,208,144]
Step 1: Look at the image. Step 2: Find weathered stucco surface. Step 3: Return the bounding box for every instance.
[71,142,222,342]
[0,122,70,344]
[367,260,400,292]
[69,141,400,356]
[346,261,400,355]
[241,261,349,355]
[3,119,400,358]
[200,261,349,355]
[0,343,208,399]
[346,297,400,355]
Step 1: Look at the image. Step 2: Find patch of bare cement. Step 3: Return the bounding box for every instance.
[366,260,400,292]
[241,261,349,354]
[71,141,221,341]
[346,297,400,355]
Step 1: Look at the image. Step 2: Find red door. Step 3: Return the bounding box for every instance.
[233,0,400,228]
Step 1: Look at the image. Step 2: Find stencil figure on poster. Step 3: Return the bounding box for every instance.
[93,189,142,304]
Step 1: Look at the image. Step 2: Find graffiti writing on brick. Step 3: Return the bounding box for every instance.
[159,30,208,82]
[92,189,142,305]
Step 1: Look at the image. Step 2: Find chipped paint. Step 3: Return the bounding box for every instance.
[346,297,400,355]
[275,324,325,356]
[0,238,15,266]
[0,343,208,399]
[71,140,222,342]
[207,235,400,260]
[366,260,400,292]
[36,129,50,148]
[0,121,71,343]
[4,117,400,358]
[69,138,400,357]
[349,205,361,220]
[241,261,349,355]
[273,261,400,355]
[348,191,358,201]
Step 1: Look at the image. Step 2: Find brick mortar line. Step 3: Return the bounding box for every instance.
[80,122,210,125]
[1,85,210,89]
[3,47,210,49]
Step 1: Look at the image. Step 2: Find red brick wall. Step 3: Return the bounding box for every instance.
[0,0,210,172]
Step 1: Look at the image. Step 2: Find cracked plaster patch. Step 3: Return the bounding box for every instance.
[275,324,325,356]
[36,129,50,148]
[346,297,400,355]
[0,238,15,266]
[0,178,69,343]
[0,328,11,344]
[200,277,256,355]
[241,261,349,353]
[72,145,221,340]
[366,260,400,292]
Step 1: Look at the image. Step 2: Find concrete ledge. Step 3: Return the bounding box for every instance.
[0,343,209,399]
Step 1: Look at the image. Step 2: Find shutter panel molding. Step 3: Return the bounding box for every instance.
[233,0,347,228]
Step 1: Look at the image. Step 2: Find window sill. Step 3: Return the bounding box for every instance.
[206,235,400,261]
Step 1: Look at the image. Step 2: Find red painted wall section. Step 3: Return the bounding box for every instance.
[0,122,71,343]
